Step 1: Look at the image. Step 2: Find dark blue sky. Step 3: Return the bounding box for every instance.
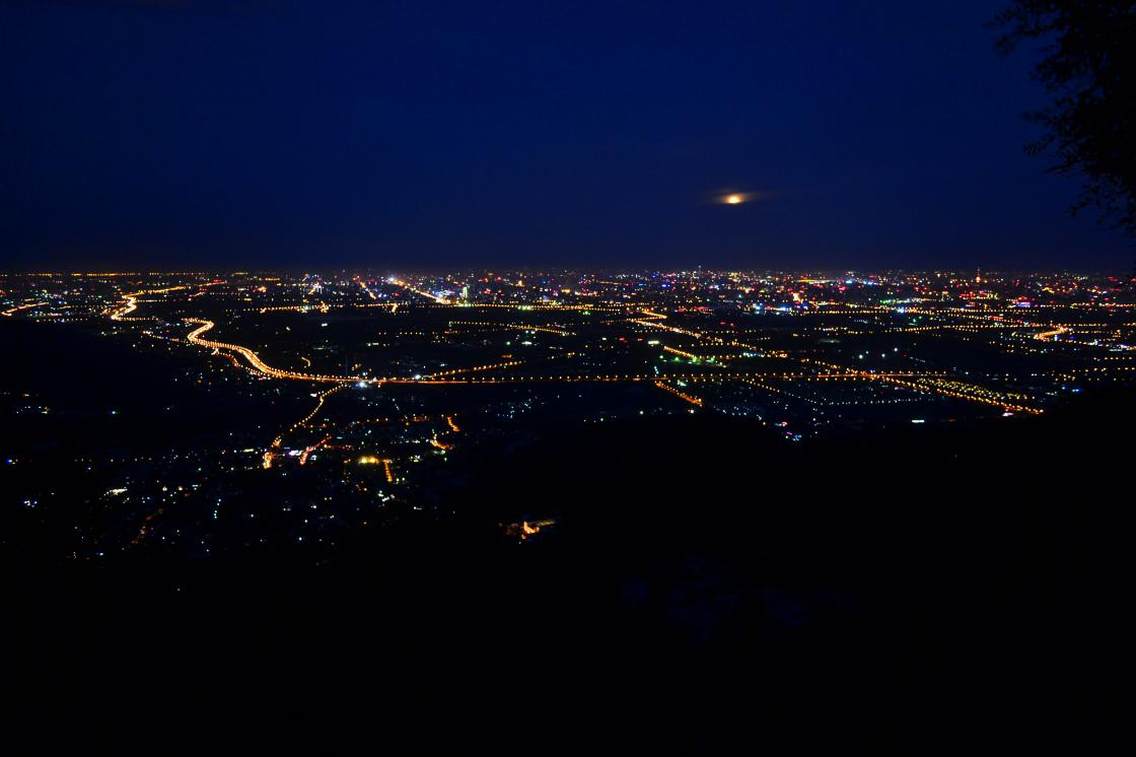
[1,0,1130,270]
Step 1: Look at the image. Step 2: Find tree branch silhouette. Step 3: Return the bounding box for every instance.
[993,1,1136,235]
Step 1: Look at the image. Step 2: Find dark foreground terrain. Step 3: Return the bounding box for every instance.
[6,390,1128,754]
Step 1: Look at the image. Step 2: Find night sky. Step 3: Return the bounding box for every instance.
[1,0,1129,271]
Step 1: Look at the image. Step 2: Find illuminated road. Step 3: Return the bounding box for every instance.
[186,318,361,383]
[383,370,947,385]
[654,380,703,407]
[109,285,188,320]
[447,319,574,336]
[801,358,1043,414]
[264,384,345,469]
[1035,324,1069,341]
[389,277,452,304]
[2,301,48,317]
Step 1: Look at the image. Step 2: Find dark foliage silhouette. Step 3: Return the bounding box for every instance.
[993,1,1136,234]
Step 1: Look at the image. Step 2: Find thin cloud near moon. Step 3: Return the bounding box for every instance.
[708,190,773,206]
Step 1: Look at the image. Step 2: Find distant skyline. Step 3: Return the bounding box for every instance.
[2,0,1132,271]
